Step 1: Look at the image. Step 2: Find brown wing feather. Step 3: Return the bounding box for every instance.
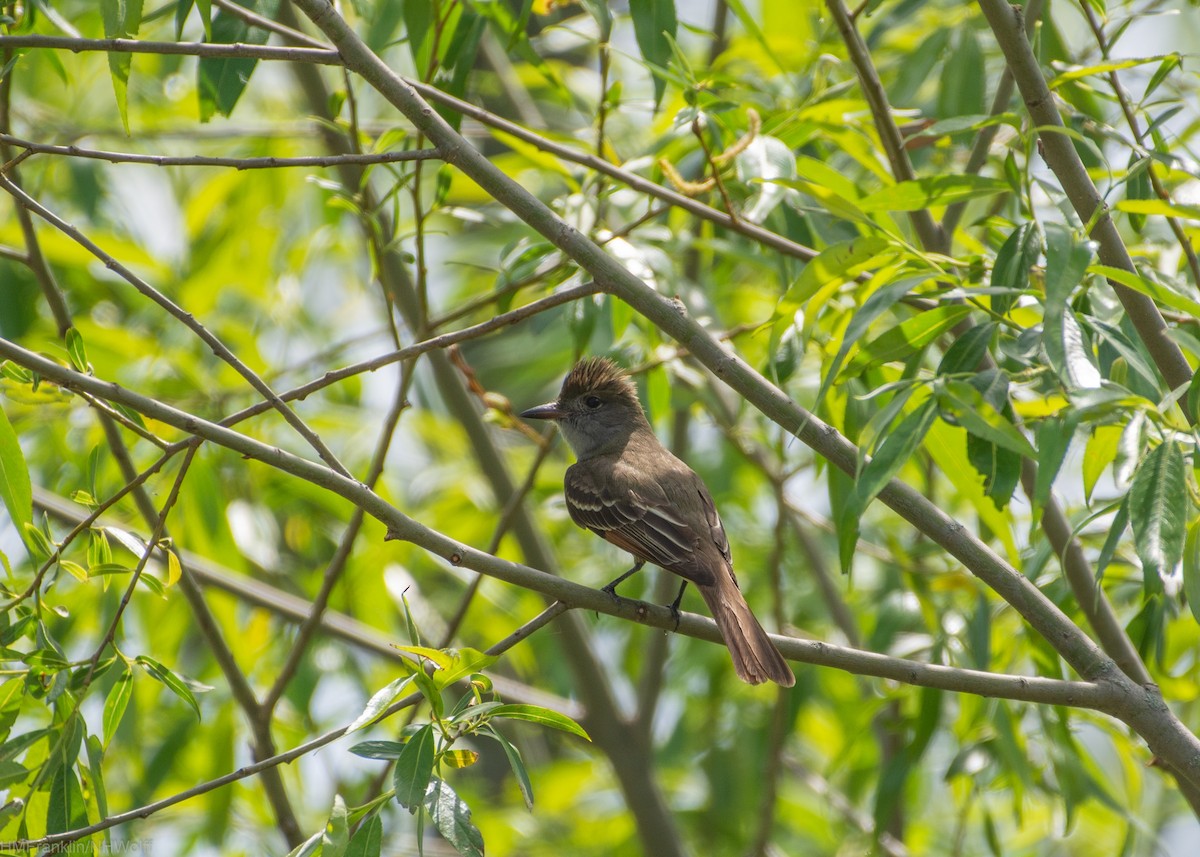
[565,466,715,586]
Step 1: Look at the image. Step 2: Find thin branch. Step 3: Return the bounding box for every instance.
[31,485,577,716]
[82,446,196,688]
[261,363,414,715]
[1077,1,1200,287]
[211,0,331,49]
[0,338,1123,713]
[284,0,1200,788]
[0,35,821,265]
[0,601,571,852]
[976,0,1193,394]
[0,34,340,63]
[0,134,442,168]
[824,0,945,252]
[0,174,353,478]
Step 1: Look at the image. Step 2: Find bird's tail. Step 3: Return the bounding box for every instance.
[697,573,795,687]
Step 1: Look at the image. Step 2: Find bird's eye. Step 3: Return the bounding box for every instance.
[585,395,603,409]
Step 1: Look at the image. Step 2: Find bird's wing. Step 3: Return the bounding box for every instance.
[564,465,716,586]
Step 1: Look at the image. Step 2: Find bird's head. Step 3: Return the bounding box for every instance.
[521,357,651,458]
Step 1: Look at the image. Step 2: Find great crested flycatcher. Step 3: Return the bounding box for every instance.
[521,357,795,687]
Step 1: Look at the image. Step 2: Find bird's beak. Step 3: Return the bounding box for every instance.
[520,401,566,421]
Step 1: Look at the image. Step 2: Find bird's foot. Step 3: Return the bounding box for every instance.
[665,581,687,632]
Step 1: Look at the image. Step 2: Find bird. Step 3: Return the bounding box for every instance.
[521,356,795,687]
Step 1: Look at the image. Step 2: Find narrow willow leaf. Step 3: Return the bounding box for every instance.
[778,236,891,312]
[100,0,144,132]
[484,725,534,810]
[102,670,132,747]
[938,322,995,376]
[1097,502,1130,581]
[135,655,200,719]
[442,749,480,769]
[0,405,33,554]
[1034,416,1075,510]
[434,648,499,691]
[1042,225,1096,390]
[858,175,1008,212]
[841,305,973,380]
[346,813,383,857]
[990,223,1040,317]
[1128,441,1187,595]
[424,778,485,857]
[322,794,349,857]
[197,0,279,121]
[489,704,591,740]
[393,724,436,811]
[346,675,415,734]
[938,380,1036,458]
[64,328,88,374]
[1183,521,1200,628]
[348,741,406,760]
[628,0,677,106]
[46,764,88,834]
[1083,425,1122,502]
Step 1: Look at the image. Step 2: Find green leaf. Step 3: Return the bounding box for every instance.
[990,223,1040,317]
[424,778,485,857]
[840,305,973,380]
[1083,425,1122,502]
[322,794,349,857]
[778,236,891,313]
[488,704,591,740]
[345,813,383,857]
[1128,441,1187,596]
[1049,55,1177,88]
[937,380,1036,458]
[346,675,416,734]
[64,327,88,374]
[393,645,454,671]
[1183,520,1200,628]
[938,322,995,376]
[100,0,144,133]
[348,740,407,760]
[393,723,436,811]
[0,404,33,557]
[1092,264,1200,319]
[403,0,434,77]
[1097,501,1129,581]
[1042,225,1099,389]
[102,669,132,747]
[628,0,677,107]
[858,176,1009,212]
[46,763,88,834]
[135,655,201,719]
[197,0,279,121]
[434,647,499,691]
[483,725,534,810]
[938,29,985,118]
[1034,415,1076,510]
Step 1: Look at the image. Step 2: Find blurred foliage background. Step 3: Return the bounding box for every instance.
[1,0,1200,854]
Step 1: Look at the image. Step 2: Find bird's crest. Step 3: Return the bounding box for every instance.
[560,357,637,401]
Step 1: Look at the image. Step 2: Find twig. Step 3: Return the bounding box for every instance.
[976,0,1193,393]
[824,0,945,252]
[0,338,1125,712]
[0,35,822,264]
[0,601,570,852]
[284,0,1200,788]
[0,134,442,168]
[0,174,353,478]
[82,446,197,688]
[1077,1,1200,288]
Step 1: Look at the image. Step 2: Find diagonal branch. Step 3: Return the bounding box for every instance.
[975,0,1193,394]
[0,339,1125,711]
